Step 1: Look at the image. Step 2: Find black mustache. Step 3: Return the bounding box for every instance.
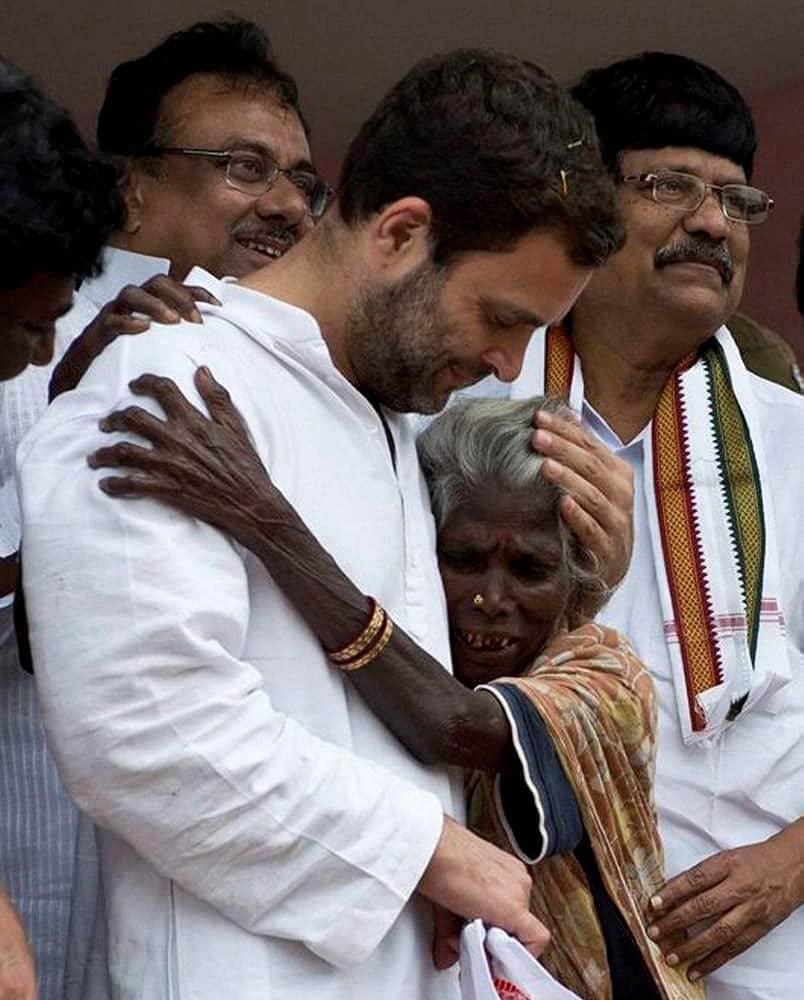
[655,239,734,284]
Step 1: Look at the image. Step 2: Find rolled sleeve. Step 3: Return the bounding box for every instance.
[479,683,582,864]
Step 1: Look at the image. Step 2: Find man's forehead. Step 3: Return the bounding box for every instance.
[159,73,307,144]
[620,145,747,182]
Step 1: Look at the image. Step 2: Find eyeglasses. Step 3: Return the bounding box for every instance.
[146,146,334,219]
[620,170,774,224]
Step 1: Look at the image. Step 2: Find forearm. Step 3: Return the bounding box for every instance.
[244,492,512,772]
[770,816,804,909]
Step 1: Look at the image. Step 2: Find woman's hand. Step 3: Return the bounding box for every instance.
[88,367,285,552]
[50,276,220,400]
[531,408,634,593]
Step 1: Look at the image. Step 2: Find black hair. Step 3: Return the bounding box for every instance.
[338,48,624,268]
[0,58,124,290]
[97,19,306,156]
[572,51,757,181]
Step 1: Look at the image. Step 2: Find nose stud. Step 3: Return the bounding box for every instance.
[472,594,484,607]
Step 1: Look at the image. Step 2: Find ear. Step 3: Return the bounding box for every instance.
[370,197,433,274]
[117,159,146,235]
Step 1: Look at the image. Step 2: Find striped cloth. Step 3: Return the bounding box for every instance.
[0,604,77,998]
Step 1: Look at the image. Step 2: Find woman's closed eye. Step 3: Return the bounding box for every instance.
[511,557,553,583]
[439,547,484,572]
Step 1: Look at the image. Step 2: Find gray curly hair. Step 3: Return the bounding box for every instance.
[416,395,609,625]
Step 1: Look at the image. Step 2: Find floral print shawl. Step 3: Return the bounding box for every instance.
[467,623,703,1000]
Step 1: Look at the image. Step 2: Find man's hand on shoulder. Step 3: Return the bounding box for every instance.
[647,820,804,982]
[0,887,35,1000]
[417,815,549,969]
[49,275,221,400]
[531,408,634,604]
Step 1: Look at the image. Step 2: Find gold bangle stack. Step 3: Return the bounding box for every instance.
[327,598,395,672]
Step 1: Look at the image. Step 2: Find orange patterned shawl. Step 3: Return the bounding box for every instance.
[467,624,703,1000]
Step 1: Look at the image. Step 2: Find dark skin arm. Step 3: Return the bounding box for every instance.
[88,368,513,772]
[646,818,804,981]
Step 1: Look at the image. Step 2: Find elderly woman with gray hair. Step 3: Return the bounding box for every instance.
[88,374,700,1000]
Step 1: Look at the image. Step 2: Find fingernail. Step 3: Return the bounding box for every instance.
[536,411,553,426]
[650,895,663,910]
[534,429,551,448]
[211,296,222,306]
[191,310,202,324]
[647,925,659,940]
[666,953,679,967]
[688,970,700,982]
[87,454,97,468]
[99,419,110,432]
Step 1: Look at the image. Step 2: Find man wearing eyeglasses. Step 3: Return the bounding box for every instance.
[491,51,804,1000]
[99,27,328,282]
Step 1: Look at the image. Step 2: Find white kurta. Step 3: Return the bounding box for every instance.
[585,384,804,1000]
[475,343,804,1000]
[18,272,464,1000]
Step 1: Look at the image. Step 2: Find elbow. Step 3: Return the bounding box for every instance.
[410,699,509,772]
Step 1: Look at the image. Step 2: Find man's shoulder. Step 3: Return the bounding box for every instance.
[748,369,804,423]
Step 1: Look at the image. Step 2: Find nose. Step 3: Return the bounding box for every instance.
[477,568,514,618]
[481,325,534,383]
[29,330,56,367]
[253,174,314,234]
[683,187,731,241]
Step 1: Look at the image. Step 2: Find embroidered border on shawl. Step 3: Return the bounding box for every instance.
[544,325,574,397]
[703,338,765,667]
[653,356,722,731]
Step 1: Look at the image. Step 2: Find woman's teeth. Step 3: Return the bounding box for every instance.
[459,631,516,651]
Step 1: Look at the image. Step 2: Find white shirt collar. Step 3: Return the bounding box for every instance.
[78,246,171,311]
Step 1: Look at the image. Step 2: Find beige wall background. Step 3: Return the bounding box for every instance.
[4,0,803,352]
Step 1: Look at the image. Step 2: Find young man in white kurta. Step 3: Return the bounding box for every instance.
[16,48,623,998]
[19,277,460,998]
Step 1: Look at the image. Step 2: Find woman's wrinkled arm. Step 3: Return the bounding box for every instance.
[88,366,513,772]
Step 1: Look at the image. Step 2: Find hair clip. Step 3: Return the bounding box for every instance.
[567,137,583,149]
[559,169,569,198]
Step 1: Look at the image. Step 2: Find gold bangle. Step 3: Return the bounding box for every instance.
[337,613,394,672]
[328,598,384,664]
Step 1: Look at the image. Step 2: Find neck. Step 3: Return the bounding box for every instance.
[239,215,357,380]
[570,302,715,443]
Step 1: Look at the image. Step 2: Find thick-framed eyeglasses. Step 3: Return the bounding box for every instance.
[620,170,774,224]
[146,146,334,219]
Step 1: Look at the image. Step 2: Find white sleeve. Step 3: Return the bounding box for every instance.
[17,330,443,968]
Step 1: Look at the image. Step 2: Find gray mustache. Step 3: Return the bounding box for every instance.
[655,239,734,284]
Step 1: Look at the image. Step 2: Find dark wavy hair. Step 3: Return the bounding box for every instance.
[338,49,624,268]
[97,19,306,159]
[572,51,757,181]
[0,58,124,290]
